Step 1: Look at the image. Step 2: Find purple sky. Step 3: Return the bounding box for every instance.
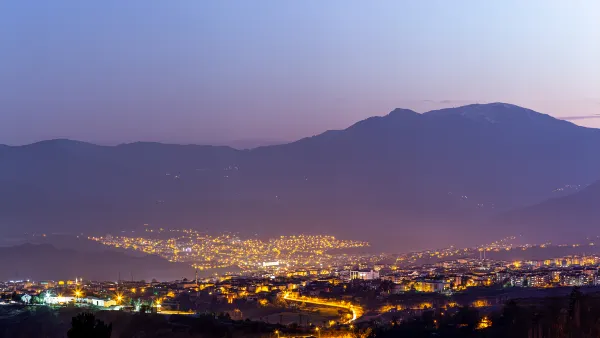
[1,1,599,146]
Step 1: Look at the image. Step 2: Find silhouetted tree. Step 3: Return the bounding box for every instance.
[11,291,19,302]
[453,306,479,331]
[421,310,435,329]
[67,312,112,338]
[217,312,231,321]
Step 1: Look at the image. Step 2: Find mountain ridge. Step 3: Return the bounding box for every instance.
[1,103,599,250]
[3,102,593,149]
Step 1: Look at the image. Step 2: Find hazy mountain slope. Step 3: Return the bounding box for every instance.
[0,243,195,281]
[250,103,600,210]
[501,180,600,242]
[1,103,599,250]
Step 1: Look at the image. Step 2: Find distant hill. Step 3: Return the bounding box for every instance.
[0,243,196,281]
[501,180,600,243]
[0,234,147,256]
[226,138,289,149]
[1,103,600,250]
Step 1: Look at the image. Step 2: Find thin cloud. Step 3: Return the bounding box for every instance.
[421,100,475,105]
[562,114,600,121]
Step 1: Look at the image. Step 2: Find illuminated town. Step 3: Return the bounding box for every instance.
[3,0,598,335]
[5,234,600,337]
[88,230,370,272]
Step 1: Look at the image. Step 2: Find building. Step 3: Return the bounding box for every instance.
[551,270,562,283]
[85,297,117,307]
[350,270,380,280]
[527,274,550,287]
[510,275,526,287]
[39,281,55,289]
[413,280,450,293]
[391,282,410,294]
[45,296,75,304]
[561,273,589,287]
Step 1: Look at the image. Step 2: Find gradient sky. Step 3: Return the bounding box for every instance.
[1,1,599,146]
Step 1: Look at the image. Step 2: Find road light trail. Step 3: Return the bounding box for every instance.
[283,293,363,323]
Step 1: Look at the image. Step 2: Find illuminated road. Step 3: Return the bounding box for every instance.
[283,294,363,323]
[158,310,196,316]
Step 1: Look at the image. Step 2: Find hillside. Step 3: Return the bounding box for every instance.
[1,103,599,250]
[502,180,600,243]
[0,243,195,281]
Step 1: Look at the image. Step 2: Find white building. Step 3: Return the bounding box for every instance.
[43,294,116,307]
[45,296,75,304]
[85,297,116,307]
[510,275,526,287]
[350,270,380,280]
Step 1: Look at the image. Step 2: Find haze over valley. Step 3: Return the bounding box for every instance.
[2,103,599,251]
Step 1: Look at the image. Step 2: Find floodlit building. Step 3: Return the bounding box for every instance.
[350,270,379,280]
[85,297,117,307]
[45,296,75,304]
[413,279,450,293]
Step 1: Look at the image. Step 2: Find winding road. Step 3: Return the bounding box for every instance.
[283,293,363,323]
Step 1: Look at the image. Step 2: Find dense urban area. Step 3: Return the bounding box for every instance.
[5,232,600,337]
[89,230,370,272]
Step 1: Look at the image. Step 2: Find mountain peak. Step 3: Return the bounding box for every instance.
[423,102,569,128]
[387,108,420,117]
[21,139,96,148]
[343,108,420,133]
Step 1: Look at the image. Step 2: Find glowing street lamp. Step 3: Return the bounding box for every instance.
[274,330,280,338]
[115,291,124,304]
[315,327,321,338]
[73,287,83,302]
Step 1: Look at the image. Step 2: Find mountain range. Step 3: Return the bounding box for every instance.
[1,103,599,250]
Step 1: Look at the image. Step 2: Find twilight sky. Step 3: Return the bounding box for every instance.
[1,1,599,146]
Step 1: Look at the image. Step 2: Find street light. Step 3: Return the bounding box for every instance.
[274,330,280,338]
[115,292,124,304]
[73,288,83,302]
[315,327,321,338]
